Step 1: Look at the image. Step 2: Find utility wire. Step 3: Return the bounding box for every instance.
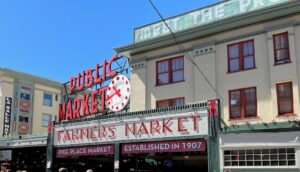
[147,0,223,101]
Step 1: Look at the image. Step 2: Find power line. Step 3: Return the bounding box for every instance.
[147,0,223,102]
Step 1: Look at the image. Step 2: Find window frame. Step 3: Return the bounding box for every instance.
[227,39,256,73]
[43,92,53,107]
[229,87,257,120]
[42,113,52,127]
[224,148,296,168]
[273,32,290,65]
[156,97,185,109]
[276,82,294,116]
[156,56,184,86]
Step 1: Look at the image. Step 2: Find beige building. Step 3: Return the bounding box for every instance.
[0,67,62,138]
[116,0,300,171]
[117,3,300,126]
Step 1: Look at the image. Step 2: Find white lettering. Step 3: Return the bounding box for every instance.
[192,11,202,26]
[215,4,225,18]
[254,0,265,8]
[240,0,252,12]
[172,17,182,31]
[201,8,213,23]
[153,23,162,37]
[269,0,282,2]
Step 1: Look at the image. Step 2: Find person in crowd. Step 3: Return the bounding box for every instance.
[0,164,6,172]
[86,169,93,172]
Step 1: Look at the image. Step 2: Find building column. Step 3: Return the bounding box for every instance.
[45,122,54,172]
[114,143,120,172]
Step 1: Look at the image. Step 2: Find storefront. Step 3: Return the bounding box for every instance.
[43,53,220,172]
[46,100,220,172]
[0,136,47,172]
[220,129,300,172]
[121,139,208,172]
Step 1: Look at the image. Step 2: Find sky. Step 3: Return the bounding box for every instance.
[0,0,215,83]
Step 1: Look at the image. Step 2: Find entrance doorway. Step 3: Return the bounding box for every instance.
[53,154,114,172]
[11,146,46,172]
[121,151,208,172]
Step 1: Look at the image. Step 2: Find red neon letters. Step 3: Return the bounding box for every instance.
[56,115,202,143]
[69,54,117,94]
[59,54,117,121]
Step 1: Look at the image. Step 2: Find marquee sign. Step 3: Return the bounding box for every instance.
[134,0,291,42]
[54,110,208,146]
[59,55,130,121]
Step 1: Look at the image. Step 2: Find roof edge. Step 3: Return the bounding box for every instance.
[114,1,300,56]
[0,67,63,88]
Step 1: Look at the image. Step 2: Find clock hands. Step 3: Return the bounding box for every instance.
[112,86,121,97]
[106,86,121,101]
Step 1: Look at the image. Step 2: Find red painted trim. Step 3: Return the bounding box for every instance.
[155,80,185,87]
[228,86,257,120]
[156,56,184,86]
[273,32,290,65]
[276,113,296,117]
[156,97,185,108]
[227,39,256,73]
[226,67,257,74]
[228,116,260,121]
[273,61,292,66]
[276,81,293,116]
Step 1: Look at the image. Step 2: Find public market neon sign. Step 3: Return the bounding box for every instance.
[59,54,129,121]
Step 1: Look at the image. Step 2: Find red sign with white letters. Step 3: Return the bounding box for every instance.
[122,139,206,154]
[56,144,114,157]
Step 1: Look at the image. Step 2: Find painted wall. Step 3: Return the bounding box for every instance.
[32,84,61,133]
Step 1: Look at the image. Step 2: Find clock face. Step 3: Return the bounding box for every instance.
[106,74,130,112]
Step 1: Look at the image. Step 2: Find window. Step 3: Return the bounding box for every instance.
[224,148,296,167]
[43,92,53,107]
[229,87,257,119]
[156,97,185,108]
[273,32,290,65]
[42,114,52,127]
[228,40,255,73]
[19,116,29,123]
[156,56,184,85]
[20,86,31,100]
[276,82,293,115]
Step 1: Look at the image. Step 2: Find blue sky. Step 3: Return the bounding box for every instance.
[0,0,215,83]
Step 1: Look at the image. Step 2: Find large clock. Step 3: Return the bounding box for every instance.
[106,74,130,112]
